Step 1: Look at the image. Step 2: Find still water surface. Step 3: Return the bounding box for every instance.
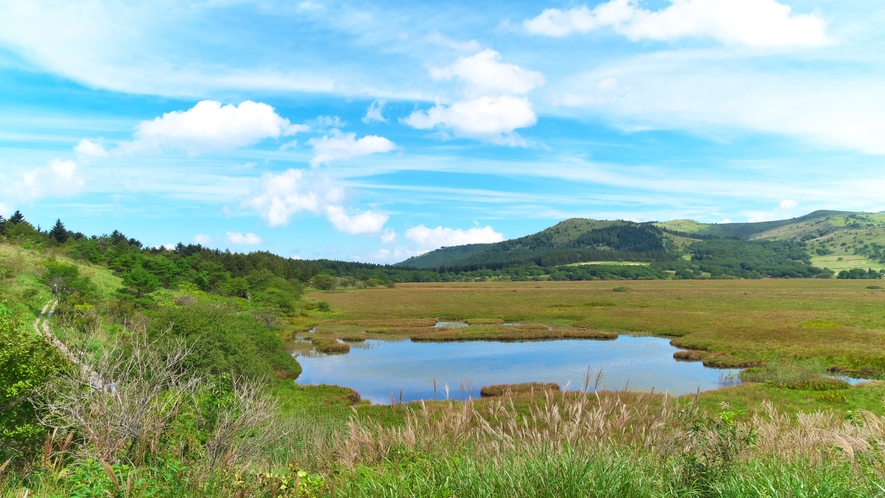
[296,336,740,404]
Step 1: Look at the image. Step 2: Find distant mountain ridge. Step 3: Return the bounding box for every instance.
[398,210,885,272]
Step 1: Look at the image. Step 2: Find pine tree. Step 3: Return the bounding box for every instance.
[49,219,69,244]
[122,266,160,298]
[8,211,24,224]
[0,215,5,235]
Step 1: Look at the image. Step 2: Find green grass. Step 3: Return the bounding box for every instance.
[565,261,650,266]
[812,254,885,272]
[334,450,885,497]
[696,380,885,417]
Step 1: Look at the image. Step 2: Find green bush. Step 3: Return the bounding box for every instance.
[0,311,66,464]
[148,303,300,379]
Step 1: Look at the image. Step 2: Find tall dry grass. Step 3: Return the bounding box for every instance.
[334,373,885,484]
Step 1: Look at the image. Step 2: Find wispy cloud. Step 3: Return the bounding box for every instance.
[524,0,832,48]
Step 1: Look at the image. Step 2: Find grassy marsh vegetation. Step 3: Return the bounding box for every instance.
[305,279,885,377]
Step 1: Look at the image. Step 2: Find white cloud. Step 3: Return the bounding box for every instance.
[0,202,10,217]
[308,115,345,129]
[3,159,85,204]
[406,50,542,146]
[307,130,397,167]
[194,234,212,245]
[404,224,504,250]
[404,96,537,146]
[552,51,885,156]
[364,224,505,263]
[364,246,426,263]
[380,227,397,244]
[242,169,344,227]
[747,199,802,222]
[131,100,307,155]
[225,231,264,245]
[425,32,481,52]
[49,159,77,180]
[524,0,831,48]
[428,49,544,97]
[243,168,393,237]
[362,100,388,123]
[325,205,388,235]
[74,139,108,158]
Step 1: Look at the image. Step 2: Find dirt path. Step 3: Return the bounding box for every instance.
[34,299,109,391]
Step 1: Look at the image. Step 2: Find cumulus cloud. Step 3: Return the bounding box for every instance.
[405,224,505,250]
[131,100,308,155]
[325,205,389,235]
[404,96,537,146]
[242,168,391,237]
[362,100,388,123]
[366,224,505,263]
[406,50,542,146]
[429,49,544,97]
[3,159,85,204]
[380,227,397,244]
[365,246,426,263]
[524,0,831,48]
[74,139,108,158]
[242,169,344,227]
[225,231,264,245]
[49,159,77,180]
[779,199,798,209]
[307,130,397,167]
[194,234,212,245]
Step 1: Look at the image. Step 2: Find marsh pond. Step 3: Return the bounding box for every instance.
[295,336,740,404]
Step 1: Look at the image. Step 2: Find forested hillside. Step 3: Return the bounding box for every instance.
[401,220,680,271]
[398,211,885,281]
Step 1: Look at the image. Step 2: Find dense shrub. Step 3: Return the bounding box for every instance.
[148,303,301,380]
[0,309,66,465]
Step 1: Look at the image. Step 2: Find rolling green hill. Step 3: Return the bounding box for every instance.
[400,210,885,277]
[397,220,682,271]
[658,210,885,272]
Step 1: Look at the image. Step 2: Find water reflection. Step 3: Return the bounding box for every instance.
[296,336,741,404]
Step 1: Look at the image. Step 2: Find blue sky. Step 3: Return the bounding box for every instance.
[2,0,885,262]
